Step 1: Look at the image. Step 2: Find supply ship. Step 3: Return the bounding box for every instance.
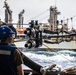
[1,0,76,50]
[14,6,76,50]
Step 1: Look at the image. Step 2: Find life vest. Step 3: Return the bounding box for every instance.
[0,43,18,75]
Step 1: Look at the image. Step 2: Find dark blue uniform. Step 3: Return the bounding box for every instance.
[0,43,18,75]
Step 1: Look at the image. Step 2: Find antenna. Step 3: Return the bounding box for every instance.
[55,0,57,7]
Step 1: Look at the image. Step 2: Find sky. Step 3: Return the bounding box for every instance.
[0,0,76,28]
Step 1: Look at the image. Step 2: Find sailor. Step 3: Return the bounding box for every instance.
[0,25,24,75]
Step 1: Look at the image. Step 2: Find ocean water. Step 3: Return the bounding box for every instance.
[14,41,76,71]
[22,49,76,71]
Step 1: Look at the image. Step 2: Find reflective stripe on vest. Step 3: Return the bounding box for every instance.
[0,50,11,55]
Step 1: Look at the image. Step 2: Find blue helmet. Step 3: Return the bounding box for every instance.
[0,25,15,39]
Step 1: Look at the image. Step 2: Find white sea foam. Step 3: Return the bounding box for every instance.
[23,50,76,70]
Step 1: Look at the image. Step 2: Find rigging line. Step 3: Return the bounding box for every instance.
[43,43,75,65]
[63,15,76,22]
[26,9,49,22]
[39,15,49,22]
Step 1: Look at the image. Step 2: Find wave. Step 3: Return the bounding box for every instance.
[22,50,76,70]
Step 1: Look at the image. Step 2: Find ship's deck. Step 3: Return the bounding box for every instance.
[14,40,76,50]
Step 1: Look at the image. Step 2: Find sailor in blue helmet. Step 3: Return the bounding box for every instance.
[0,25,24,75]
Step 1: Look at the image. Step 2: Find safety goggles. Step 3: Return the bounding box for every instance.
[9,34,15,39]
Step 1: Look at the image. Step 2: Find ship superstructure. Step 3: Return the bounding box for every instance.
[48,6,60,31]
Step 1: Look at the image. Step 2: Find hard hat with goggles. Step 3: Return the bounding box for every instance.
[0,25,15,39]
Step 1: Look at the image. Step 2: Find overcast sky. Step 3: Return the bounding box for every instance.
[0,0,76,28]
